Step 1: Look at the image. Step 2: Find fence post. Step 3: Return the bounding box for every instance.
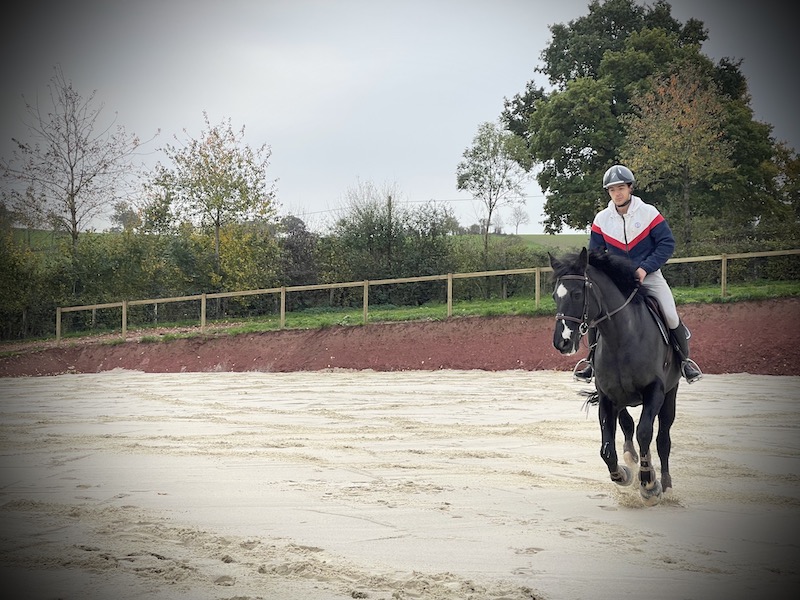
[56,307,62,343]
[200,293,207,332]
[721,254,728,298]
[535,268,541,309]
[280,286,286,329]
[447,273,453,318]
[363,280,369,324]
[122,300,127,339]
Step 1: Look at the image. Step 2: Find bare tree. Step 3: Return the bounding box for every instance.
[509,204,530,234]
[0,65,152,252]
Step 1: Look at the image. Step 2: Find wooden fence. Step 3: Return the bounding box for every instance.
[55,248,800,342]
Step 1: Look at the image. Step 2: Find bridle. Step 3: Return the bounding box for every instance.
[554,272,639,336]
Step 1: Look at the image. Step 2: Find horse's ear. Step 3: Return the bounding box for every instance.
[548,252,559,269]
[579,247,588,266]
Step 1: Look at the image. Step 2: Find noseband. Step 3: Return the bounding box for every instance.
[555,273,639,335]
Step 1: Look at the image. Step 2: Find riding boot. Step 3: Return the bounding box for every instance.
[573,327,597,382]
[669,322,703,384]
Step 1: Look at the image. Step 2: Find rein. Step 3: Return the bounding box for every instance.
[555,273,639,335]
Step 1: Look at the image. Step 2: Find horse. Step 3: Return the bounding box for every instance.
[548,247,680,506]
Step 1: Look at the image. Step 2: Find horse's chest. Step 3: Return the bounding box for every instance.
[596,375,645,406]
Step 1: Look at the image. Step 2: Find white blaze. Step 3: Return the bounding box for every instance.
[556,283,568,298]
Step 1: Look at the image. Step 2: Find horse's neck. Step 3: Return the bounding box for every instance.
[589,269,639,341]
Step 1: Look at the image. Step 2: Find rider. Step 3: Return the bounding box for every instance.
[573,164,703,384]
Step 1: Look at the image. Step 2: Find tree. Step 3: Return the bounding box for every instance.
[524,77,621,232]
[502,0,753,237]
[620,66,734,253]
[278,214,319,286]
[541,0,706,88]
[149,112,277,275]
[109,200,141,233]
[329,180,408,281]
[456,121,531,262]
[509,204,530,234]
[0,65,149,252]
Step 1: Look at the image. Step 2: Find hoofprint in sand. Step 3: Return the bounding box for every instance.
[1,370,798,600]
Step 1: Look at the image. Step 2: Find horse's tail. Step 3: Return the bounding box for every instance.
[578,389,599,415]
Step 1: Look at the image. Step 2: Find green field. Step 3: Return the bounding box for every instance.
[517,233,588,250]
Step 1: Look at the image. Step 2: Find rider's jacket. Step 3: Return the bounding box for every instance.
[588,195,675,274]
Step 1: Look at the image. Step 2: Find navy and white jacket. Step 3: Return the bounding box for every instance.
[588,195,675,274]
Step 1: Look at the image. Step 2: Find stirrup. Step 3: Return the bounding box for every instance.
[681,359,703,384]
[573,358,594,382]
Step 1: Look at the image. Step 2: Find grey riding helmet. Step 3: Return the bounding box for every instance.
[602,165,635,189]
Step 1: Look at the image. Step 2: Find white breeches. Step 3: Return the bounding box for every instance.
[642,269,679,329]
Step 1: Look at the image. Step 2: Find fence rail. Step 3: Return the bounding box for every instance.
[55,248,800,342]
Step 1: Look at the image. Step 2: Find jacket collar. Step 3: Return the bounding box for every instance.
[607,194,642,215]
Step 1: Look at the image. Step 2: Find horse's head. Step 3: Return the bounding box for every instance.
[549,247,642,355]
[548,248,592,355]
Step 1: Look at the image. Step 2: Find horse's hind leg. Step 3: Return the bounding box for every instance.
[599,396,633,486]
[618,408,639,468]
[656,386,677,494]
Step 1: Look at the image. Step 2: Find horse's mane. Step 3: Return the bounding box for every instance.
[553,249,647,300]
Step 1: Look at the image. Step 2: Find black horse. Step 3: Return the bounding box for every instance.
[549,248,680,506]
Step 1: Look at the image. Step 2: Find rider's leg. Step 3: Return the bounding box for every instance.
[642,270,703,383]
[669,321,703,383]
[574,326,597,381]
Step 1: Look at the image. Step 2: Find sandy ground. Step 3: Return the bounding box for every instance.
[0,369,798,600]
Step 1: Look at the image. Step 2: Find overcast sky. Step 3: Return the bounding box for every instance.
[2,0,796,234]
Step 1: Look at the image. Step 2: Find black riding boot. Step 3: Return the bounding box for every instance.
[573,327,597,382]
[669,322,703,383]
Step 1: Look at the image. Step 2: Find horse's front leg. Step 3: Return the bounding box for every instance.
[637,382,666,505]
[598,396,633,486]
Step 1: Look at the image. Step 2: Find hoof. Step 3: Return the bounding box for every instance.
[623,441,639,467]
[640,479,663,506]
[661,472,673,495]
[611,465,634,487]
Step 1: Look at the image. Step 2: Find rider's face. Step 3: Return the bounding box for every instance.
[607,183,632,210]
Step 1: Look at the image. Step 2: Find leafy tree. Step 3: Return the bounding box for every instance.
[324,181,456,305]
[278,215,319,285]
[620,66,734,253]
[217,222,280,296]
[541,0,705,88]
[149,112,277,276]
[501,0,791,251]
[0,228,37,337]
[330,180,407,281]
[524,77,621,232]
[456,121,532,262]
[0,65,149,253]
[109,200,142,233]
[756,142,800,242]
[542,0,647,86]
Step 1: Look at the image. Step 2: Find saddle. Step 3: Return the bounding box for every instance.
[644,296,670,345]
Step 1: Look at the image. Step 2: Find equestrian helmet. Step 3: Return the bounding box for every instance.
[602,164,635,189]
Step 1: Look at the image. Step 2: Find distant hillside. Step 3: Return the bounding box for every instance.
[517,233,588,251]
